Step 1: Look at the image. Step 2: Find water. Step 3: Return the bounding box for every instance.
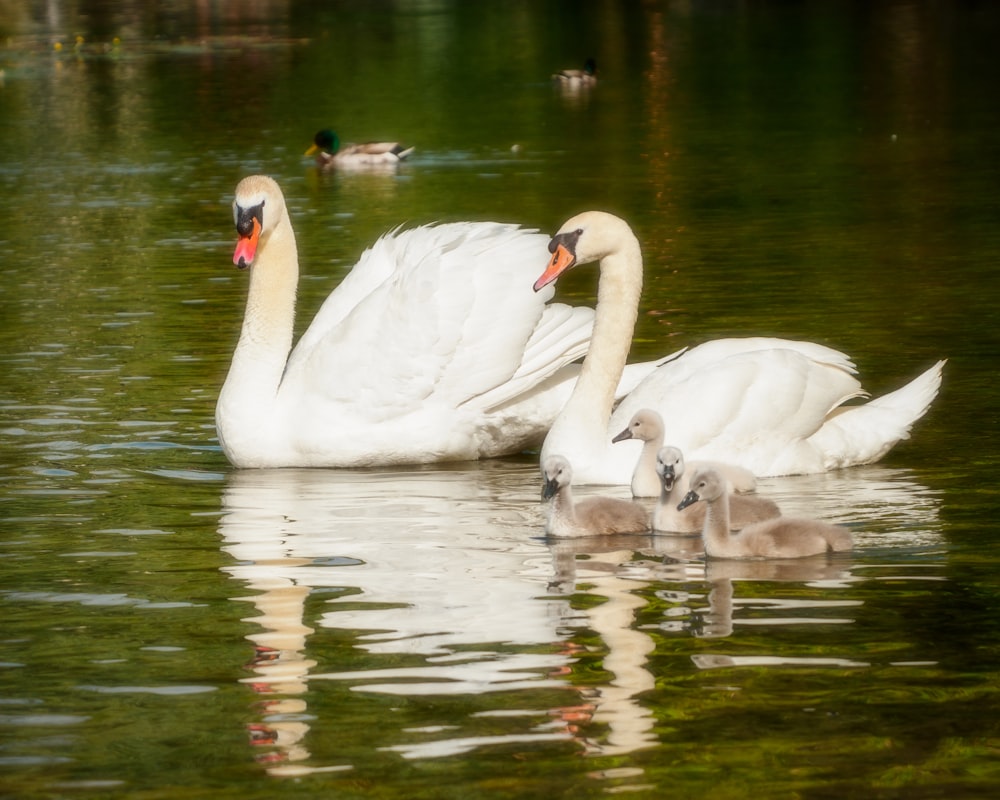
[2,1,1000,797]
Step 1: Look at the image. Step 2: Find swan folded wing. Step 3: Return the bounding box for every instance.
[426,223,563,404]
[612,348,864,462]
[634,337,858,384]
[281,222,554,421]
[290,226,426,356]
[475,303,594,411]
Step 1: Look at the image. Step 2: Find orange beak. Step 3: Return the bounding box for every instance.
[533,243,576,292]
[233,217,262,269]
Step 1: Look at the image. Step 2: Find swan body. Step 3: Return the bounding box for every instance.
[678,467,853,558]
[541,455,649,537]
[653,447,779,534]
[306,129,414,168]
[534,211,945,484]
[612,408,757,497]
[218,177,662,468]
[553,58,597,88]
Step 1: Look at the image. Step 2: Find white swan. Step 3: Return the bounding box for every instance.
[678,467,853,558]
[533,211,945,484]
[541,455,649,537]
[611,408,756,497]
[653,447,779,534]
[217,177,659,468]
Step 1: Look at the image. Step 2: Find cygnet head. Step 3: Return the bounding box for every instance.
[655,446,686,492]
[612,408,665,444]
[533,211,637,291]
[232,175,286,269]
[677,467,726,510]
[541,455,573,500]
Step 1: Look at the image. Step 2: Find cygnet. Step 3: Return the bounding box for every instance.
[677,467,853,558]
[541,455,650,537]
[612,409,757,498]
[653,446,780,533]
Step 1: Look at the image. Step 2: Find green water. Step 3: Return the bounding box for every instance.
[2,1,999,798]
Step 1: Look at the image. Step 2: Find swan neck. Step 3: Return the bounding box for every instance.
[703,497,731,551]
[218,205,299,445]
[633,437,662,492]
[235,210,298,372]
[553,487,577,524]
[563,245,643,429]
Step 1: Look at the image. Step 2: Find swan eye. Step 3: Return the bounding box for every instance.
[236,200,265,236]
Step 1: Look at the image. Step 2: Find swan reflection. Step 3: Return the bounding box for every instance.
[217,463,942,774]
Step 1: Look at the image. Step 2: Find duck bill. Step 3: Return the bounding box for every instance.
[233,217,262,269]
[541,477,559,501]
[611,425,633,444]
[676,489,700,511]
[533,243,576,292]
[659,466,676,492]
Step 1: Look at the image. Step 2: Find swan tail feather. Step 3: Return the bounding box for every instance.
[808,359,946,468]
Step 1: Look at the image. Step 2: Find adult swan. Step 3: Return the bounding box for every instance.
[216,176,651,468]
[534,211,945,484]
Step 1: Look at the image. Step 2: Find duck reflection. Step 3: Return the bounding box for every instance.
[217,463,941,774]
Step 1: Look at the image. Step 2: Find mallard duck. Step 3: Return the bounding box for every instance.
[552,58,597,88]
[305,128,414,169]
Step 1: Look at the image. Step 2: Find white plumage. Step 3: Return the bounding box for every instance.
[216,177,658,468]
[534,210,945,484]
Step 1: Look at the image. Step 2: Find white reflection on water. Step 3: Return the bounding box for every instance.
[219,464,672,772]
[217,462,944,774]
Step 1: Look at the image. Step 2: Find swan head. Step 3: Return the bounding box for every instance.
[655,446,685,492]
[305,129,339,157]
[232,175,286,269]
[611,408,664,444]
[533,211,637,291]
[541,455,572,500]
[677,467,725,511]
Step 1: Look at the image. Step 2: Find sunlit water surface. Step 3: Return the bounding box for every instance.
[2,2,1000,798]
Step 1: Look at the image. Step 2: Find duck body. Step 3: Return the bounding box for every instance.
[541,455,649,537]
[534,211,945,484]
[678,467,853,558]
[653,447,779,533]
[306,129,414,168]
[553,58,597,88]
[219,177,658,468]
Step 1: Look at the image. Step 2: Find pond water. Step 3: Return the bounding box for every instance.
[2,1,1000,797]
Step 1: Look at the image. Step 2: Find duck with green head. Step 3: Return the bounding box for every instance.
[305,128,414,169]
